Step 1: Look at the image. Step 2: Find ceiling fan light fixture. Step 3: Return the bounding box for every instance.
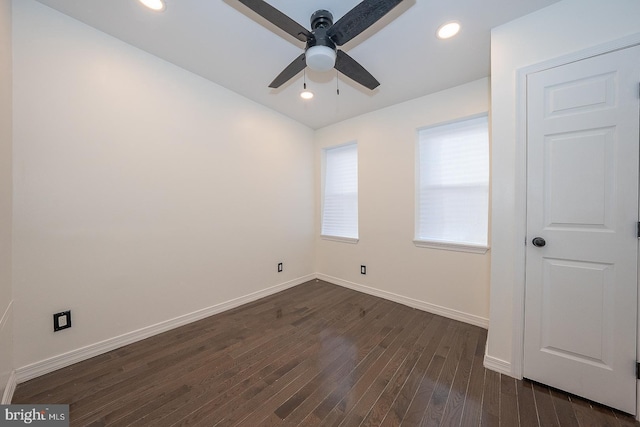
[305,45,337,72]
[436,21,461,39]
[139,0,166,12]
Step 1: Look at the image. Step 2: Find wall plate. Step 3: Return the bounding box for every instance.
[53,310,72,332]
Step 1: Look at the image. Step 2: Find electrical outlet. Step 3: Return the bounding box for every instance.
[278,262,283,273]
[53,310,72,332]
[361,265,366,275]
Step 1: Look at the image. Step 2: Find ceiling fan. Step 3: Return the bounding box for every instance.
[237,0,406,90]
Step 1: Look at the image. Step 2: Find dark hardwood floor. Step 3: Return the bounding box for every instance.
[13,280,640,426]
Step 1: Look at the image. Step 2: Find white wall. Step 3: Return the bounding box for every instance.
[314,78,491,327]
[487,0,640,374]
[12,0,315,369]
[0,0,13,401]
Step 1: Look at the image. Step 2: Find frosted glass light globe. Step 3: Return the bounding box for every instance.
[305,46,337,72]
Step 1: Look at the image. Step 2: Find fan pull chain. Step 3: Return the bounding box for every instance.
[336,71,340,95]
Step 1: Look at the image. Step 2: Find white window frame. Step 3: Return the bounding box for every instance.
[320,142,359,244]
[414,114,490,254]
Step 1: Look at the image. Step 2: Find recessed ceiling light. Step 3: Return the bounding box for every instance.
[139,0,166,12]
[300,90,314,100]
[436,21,460,39]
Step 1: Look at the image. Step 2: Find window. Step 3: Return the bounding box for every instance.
[415,115,489,252]
[321,142,358,242]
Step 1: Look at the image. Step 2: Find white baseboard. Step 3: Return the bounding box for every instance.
[316,273,489,329]
[0,301,15,403]
[1,370,16,404]
[14,273,489,384]
[15,274,314,383]
[483,353,512,376]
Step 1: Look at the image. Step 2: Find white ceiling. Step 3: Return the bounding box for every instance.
[33,0,560,129]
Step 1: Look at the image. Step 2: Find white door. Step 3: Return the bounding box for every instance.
[524,45,640,414]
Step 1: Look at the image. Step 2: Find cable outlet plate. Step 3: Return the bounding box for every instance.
[53,310,72,332]
[278,262,283,273]
[361,265,366,275]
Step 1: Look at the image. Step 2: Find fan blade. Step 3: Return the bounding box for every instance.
[238,0,311,42]
[269,53,307,88]
[334,50,379,90]
[328,0,404,46]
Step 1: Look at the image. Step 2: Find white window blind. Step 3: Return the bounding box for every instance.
[416,115,489,248]
[321,143,358,240]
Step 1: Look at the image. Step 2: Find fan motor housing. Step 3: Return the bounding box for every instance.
[307,28,335,50]
[310,9,333,30]
[307,10,336,51]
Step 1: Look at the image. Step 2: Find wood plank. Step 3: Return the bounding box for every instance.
[399,320,458,426]
[420,324,470,427]
[479,368,500,427]
[499,374,520,427]
[615,410,640,427]
[458,330,487,427]
[359,314,436,426]
[532,381,559,427]
[548,388,578,427]
[433,327,480,427]
[516,380,540,427]
[571,396,618,427]
[378,316,448,427]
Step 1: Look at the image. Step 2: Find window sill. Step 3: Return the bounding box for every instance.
[321,235,359,244]
[413,239,490,254]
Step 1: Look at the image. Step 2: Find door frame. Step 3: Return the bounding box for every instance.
[511,33,640,417]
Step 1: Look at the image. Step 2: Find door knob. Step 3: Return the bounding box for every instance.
[532,237,546,247]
